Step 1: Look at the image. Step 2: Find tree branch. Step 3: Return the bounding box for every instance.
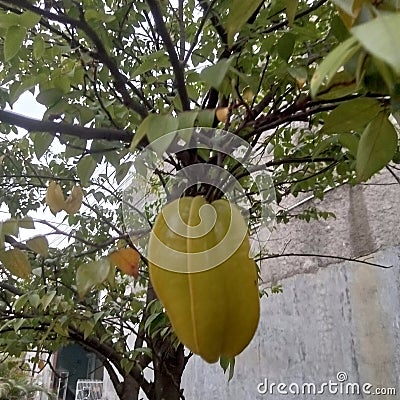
[0,282,23,296]
[178,0,185,61]
[0,110,131,143]
[257,252,393,269]
[183,0,218,65]
[146,0,190,110]
[0,0,149,118]
[386,165,400,185]
[260,0,330,36]
[198,0,227,45]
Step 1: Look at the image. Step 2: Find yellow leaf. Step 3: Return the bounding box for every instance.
[26,235,49,257]
[45,181,65,213]
[0,249,31,279]
[296,77,307,89]
[108,248,140,278]
[63,185,83,214]
[216,107,229,123]
[242,86,254,103]
[336,7,355,29]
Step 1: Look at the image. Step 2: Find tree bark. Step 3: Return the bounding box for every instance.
[153,343,185,400]
[120,375,140,400]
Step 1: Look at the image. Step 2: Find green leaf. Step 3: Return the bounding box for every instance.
[177,111,198,130]
[339,133,359,157]
[288,66,307,83]
[28,293,41,308]
[144,312,162,332]
[285,0,299,26]
[93,311,104,324]
[132,51,170,77]
[0,249,31,279]
[130,117,151,151]
[130,113,178,154]
[200,59,232,90]
[77,155,97,186]
[322,98,382,133]
[226,0,264,47]
[120,358,134,374]
[115,162,133,185]
[26,236,49,257]
[18,217,35,229]
[356,112,398,182]
[311,36,360,98]
[53,322,70,337]
[36,88,63,106]
[13,293,30,311]
[331,14,350,41]
[277,33,296,62]
[316,71,357,100]
[13,319,24,332]
[219,356,235,381]
[197,109,215,127]
[351,14,400,74]
[41,291,56,310]
[32,132,54,159]
[19,11,41,29]
[64,137,87,158]
[33,36,45,60]
[8,74,44,105]
[147,115,179,155]
[219,355,229,372]
[2,220,19,236]
[76,258,110,299]
[4,25,26,61]
[0,12,20,29]
[83,320,95,339]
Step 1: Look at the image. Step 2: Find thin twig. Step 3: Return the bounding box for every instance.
[257,252,393,269]
[146,0,190,111]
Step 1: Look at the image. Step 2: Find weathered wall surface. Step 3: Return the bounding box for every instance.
[181,171,400,399]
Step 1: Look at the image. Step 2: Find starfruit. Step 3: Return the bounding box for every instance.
[45,181,65,213]
[148,196,260,363]
[64,185,84,214]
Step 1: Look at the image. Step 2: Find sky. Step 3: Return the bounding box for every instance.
[1,92,75,248]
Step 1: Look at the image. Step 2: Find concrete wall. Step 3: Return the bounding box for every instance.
[181,171,400,399]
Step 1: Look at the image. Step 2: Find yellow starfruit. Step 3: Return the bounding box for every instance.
[148,196,259,363]
[64,185,83,214]
[45,181,65,213]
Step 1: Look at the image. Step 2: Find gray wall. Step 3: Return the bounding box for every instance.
[182,171,400,399]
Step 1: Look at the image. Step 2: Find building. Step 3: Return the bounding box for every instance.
[37,171,399,399]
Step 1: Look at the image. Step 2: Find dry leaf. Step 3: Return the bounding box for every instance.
[216,107,229,123]
[109,248,140,278]
[0,249,31,279]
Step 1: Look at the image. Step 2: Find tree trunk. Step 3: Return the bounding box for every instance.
[120,375,140,400]
[153,343,185,400]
